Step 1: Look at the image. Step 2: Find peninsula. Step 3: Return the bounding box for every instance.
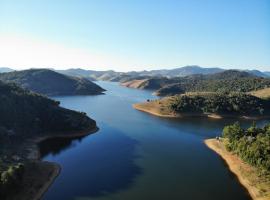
[205,122,270,200]
[133,92,270,119]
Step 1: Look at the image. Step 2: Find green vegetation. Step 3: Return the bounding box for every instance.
[222,122,270,173]
[0,69,105,96]
[0,80,97,198]
[0,163,25,199]
[168,92,270,116]
[155,70,270,96]
[0,80,96,139]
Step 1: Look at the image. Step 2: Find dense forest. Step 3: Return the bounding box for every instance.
[167,92,270,116]
[222,122,270,173]
[0,81,96,138]
[0,69,105,96]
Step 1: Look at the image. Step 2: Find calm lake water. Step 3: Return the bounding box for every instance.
[41,81,268,200]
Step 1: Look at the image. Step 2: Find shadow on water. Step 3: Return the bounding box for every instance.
[41,124,142,200]
[39,136,86,158]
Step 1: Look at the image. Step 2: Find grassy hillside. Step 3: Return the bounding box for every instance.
[0,69,105,96]
[250,87,270,100]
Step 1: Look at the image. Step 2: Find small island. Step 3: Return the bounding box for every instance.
[205,122,270,200]
[0,81,98,200]
[133,92,270,119]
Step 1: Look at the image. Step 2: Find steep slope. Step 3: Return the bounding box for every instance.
[0,69,105,96]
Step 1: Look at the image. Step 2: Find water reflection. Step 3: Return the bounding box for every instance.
[41,124,142,200]
[39,136,86,158]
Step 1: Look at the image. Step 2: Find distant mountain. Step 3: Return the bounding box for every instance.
[57,68,125,81]
[57,68,96,81]
[121,66,224,78]
[58,66,224,81]
[57,66,269,82]
[263,71,270,77]
[245,70,269,78]
[0,69,105,96]
[0,67,13,73]
[148,65,224,77]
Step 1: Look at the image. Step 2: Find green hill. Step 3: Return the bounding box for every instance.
[155,70,270,96]
[0,69,105,96]
[134,92,270,118]
[0,80,96,139]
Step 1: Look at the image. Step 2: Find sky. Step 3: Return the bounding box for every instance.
[0,0,270,72]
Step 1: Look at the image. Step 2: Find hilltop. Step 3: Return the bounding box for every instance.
[0,69,105,96]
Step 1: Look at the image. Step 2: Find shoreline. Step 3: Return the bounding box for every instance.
[12,126,99,200]
[133,103,270,120]
[133,103,179,118]
[205,139,270,200]
[30,161,61,200]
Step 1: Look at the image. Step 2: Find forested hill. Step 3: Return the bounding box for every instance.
[0,80,96,139]
[155,70,270,96]
[0,69,105,96]
[168,92,270,116]
[0,80,98,199]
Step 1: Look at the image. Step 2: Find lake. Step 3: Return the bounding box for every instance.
[41,81,267,200]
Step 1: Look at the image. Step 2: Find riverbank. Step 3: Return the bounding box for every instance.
[133,99,270,120]
[205,139,270,200]
[6,126,98,200]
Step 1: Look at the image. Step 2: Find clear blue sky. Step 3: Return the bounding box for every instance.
[0,0,270,71]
